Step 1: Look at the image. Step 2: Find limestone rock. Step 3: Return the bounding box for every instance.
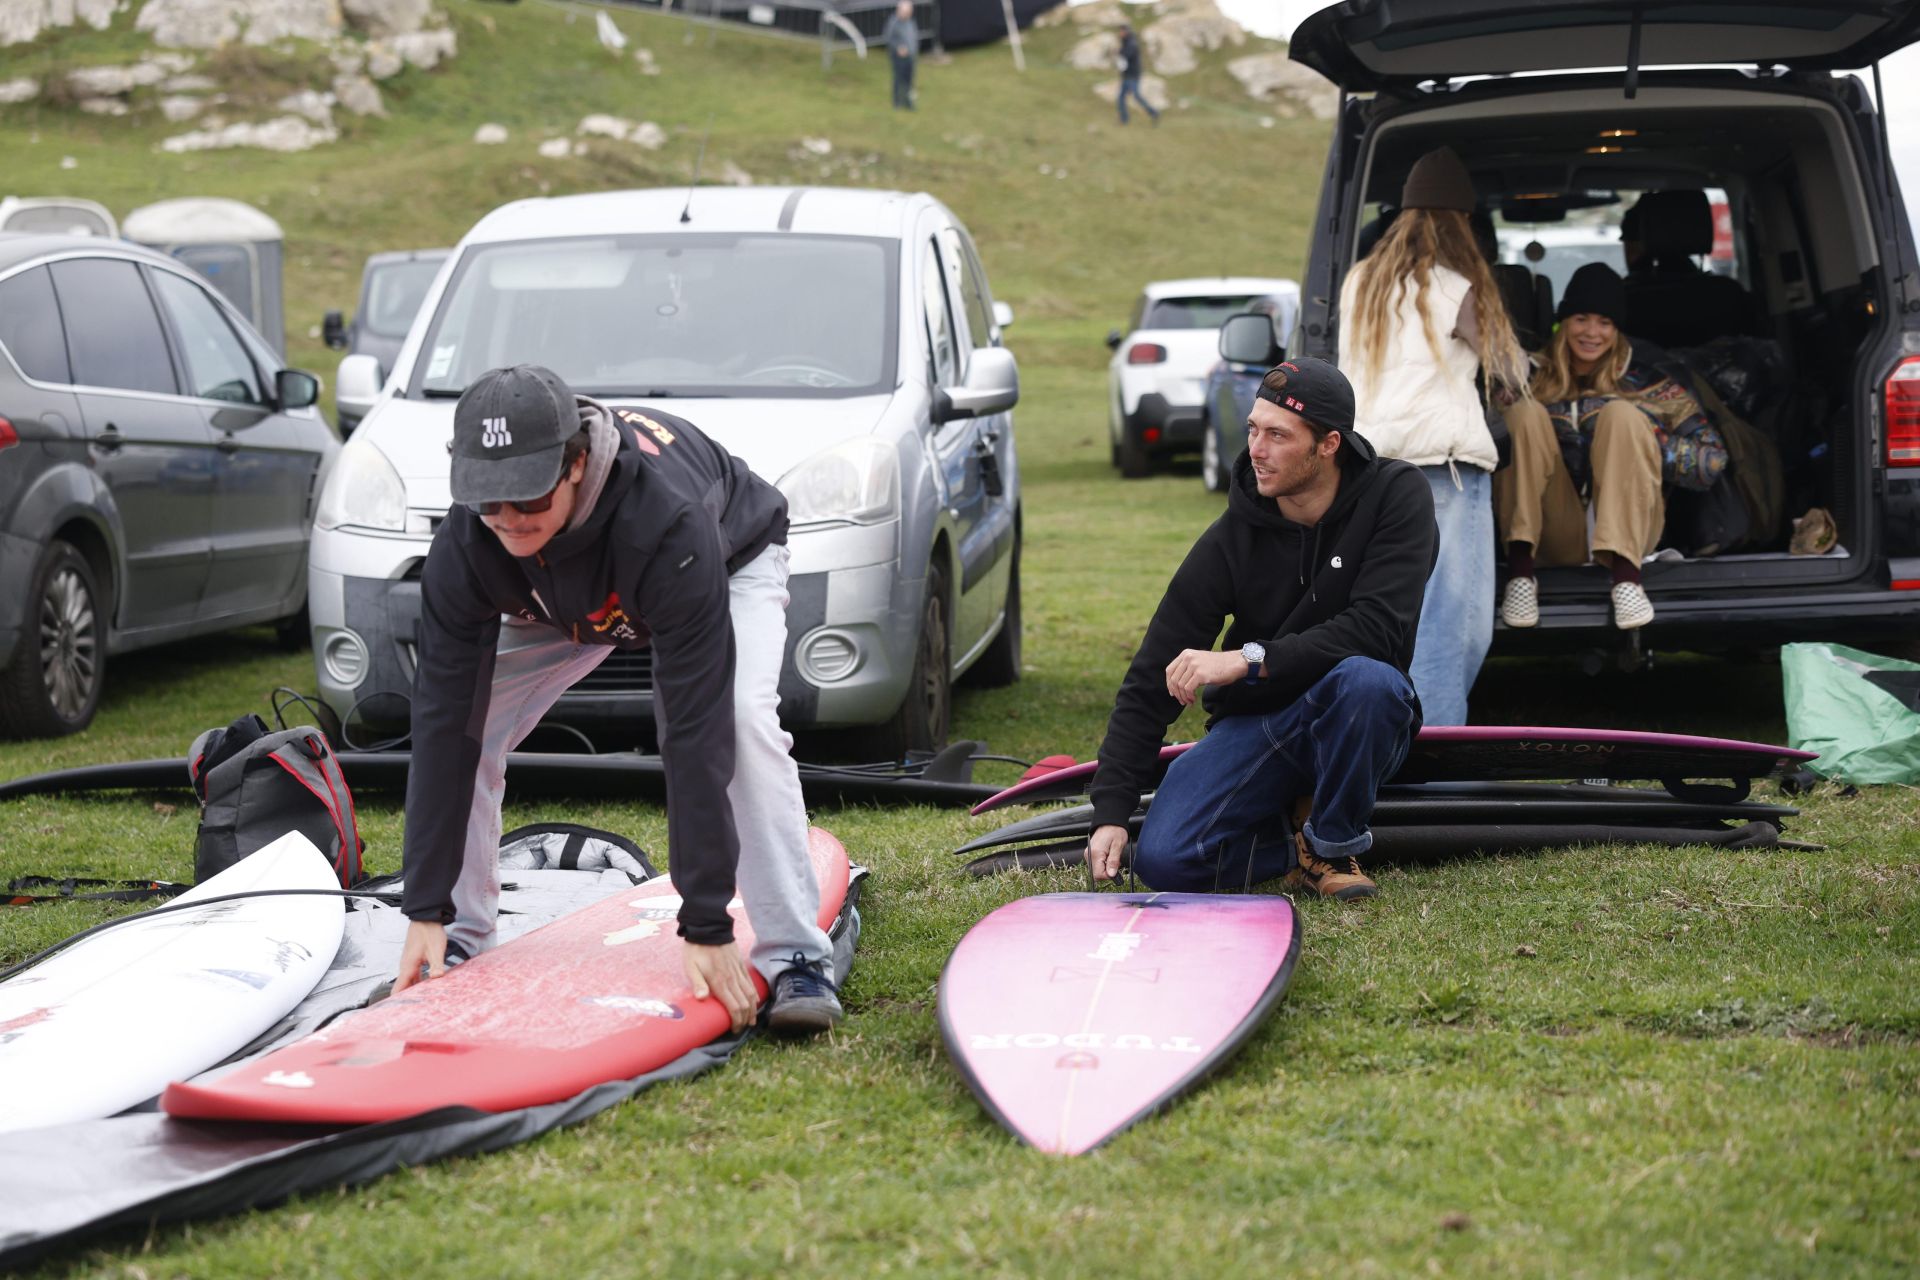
[277,88,336,125]
[716,159,752,187]
[391,27,455,70]
[0,76,40,104]
[473,122,508,144]
[536,137,570,158]
[161,114,339,152]
[79,96,129,115]
[1067,31,1119,73]
[0,0,117,49]
[66,55,194,97]
[1144,0,1245,77]
[1091,74,1168,112]
[1228,51,1337,120]
[159,94,213,120]
[633,47,659,75]
[162,73,218,92]
[137,0,340,48]
[341,0,434,39]
[332,73,384,116]
[365,42,404,79]
[577,114,666,150]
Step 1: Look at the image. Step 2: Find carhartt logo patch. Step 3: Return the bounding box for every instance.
[481,416,512,448]
[1330,555,1343,568]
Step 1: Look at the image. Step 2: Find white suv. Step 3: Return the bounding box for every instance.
[1106,277,1297,477]
[309,186,1021,755]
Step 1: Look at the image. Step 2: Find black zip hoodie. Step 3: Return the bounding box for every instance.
[401,400,787,945]
[1088,428,1438,830]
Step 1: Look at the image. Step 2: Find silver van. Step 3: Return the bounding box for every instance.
[308,186,1022,754]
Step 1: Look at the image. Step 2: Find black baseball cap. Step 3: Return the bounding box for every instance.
[1255,356,1355,436]
[450,365,579,505]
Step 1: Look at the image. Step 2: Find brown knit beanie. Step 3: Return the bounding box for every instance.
[1400,146,1476,213]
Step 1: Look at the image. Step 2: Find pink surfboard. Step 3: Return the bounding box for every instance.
[938,891,1299,1155]
[162,829,852,1125]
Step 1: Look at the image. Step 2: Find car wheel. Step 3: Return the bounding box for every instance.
[1118,422,1151,479]
[965,539,1021,688]
[860,563,952,759]
[0,540,105,739]
[1201,422,1231,493]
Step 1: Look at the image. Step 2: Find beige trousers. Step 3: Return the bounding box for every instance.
[1493,398,1664,568]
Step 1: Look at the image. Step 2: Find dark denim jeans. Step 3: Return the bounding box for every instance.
[1117,75,1157,124]
[1134,656,1417,892]
[891,52,915,109]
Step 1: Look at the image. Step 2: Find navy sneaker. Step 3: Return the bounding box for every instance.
[764,953,843,1035]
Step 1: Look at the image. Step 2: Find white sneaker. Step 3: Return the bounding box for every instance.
[1611,580,1654,629]
[1500,576,1539,628]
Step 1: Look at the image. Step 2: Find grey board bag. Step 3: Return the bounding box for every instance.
[188,714,364,886]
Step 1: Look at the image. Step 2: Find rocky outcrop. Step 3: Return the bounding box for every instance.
[65,53,195,97]
[137,0,339,48]
[578,114,665,149]
[342,0,434,40]
[0,0,117,48]
[161,114,339,152]
[1091,74,1168,111]
[1228,51,1338,119]
[473,122,508,144]
[0,76,41,103]
[1143,0,1245,76]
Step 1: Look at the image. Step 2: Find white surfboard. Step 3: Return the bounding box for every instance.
[0,832,346,1133]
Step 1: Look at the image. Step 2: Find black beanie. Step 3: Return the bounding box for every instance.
[1556,262,1627,327]
[1400,146,1476,213]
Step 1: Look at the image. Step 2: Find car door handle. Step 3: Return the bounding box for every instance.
[216,433,242,453]
[93,425,123,453]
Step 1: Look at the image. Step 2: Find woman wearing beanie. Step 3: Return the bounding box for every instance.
[1494,261,1729,631]
[1338,145,1529,726]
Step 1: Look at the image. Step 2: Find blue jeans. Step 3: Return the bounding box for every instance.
[1133,657,1417,892]
[1117,76,1157,124]
[890,52,915,109]
[1407,463,1493,727]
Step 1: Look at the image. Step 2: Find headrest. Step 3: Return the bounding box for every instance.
[1636,189,1713,257]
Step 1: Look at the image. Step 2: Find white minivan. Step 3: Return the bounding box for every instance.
[308,186,1022,755]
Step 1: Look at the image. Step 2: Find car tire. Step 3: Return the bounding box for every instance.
[0,540,106,740]
[1118,422,1151,479]
[1201,421,1231,493]
[965,539,1021,688]
[860,563,952,759]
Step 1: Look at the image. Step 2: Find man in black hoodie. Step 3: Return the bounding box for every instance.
[1087,358,1437,899]
[390,365,841,1035]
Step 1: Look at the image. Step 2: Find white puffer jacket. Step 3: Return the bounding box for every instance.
[1337,263,1497,473]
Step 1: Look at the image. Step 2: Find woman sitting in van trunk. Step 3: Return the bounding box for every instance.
[1339,145,1530,726]
[1495,262,1729,632]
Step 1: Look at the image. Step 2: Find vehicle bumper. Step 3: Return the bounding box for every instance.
[1493,583,1920,652]
[1124,392,1207,450]
[309,520,917,735]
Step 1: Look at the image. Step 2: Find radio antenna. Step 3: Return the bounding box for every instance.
[680,114,714,224]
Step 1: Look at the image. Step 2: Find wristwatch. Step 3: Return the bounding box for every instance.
[1240,640,1266,683]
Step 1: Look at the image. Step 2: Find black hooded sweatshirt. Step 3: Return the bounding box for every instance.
[1088,428,1438,830]
[401,402,787,946]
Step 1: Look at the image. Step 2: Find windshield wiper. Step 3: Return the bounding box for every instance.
[421,387,464,399]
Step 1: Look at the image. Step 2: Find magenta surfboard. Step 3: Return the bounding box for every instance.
[938,891,1299,1155]
[162,828,852,1125]
[971,726,1815,814]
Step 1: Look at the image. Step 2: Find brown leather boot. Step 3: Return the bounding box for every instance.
[1282,830,1378,900]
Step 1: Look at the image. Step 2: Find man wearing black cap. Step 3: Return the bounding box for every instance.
[391,364,842,1036]
[1086,357,1438,900]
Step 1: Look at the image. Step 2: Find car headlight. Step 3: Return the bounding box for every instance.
[776,438,899,527]
[315,435,408,533]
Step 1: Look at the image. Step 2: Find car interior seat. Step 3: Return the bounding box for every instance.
[1623,189,1760,349]
[1491,262,1548,349]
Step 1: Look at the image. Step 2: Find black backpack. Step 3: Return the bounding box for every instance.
[188,715,365,887]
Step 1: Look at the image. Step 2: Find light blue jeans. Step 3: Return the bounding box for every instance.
[1408,463,1494,727]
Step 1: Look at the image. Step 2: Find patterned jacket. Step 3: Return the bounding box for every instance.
[1543,339,1727,492]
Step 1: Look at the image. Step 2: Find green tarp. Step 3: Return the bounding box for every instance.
[1781,642,1920,784]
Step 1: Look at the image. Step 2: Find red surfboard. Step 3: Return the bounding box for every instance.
[162,829,852,1125]
[938,891,1299,1155]
[971,726,1815,814]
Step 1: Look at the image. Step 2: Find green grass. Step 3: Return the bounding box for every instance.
[4,4,1919,1276]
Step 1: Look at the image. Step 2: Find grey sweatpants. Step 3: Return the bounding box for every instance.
[444,543,832,980]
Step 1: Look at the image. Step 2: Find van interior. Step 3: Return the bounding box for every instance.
[1347,81,1902,594]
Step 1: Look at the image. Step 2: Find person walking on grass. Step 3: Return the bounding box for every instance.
[391,364,842,1036]
[1086,358,1437,901]
[1116,24,1159,126]
[885,1,918,111]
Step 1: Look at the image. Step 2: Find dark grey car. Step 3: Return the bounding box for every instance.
[322,248,449,436]
[0,233,335,738]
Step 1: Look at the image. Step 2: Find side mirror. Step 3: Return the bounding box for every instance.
[992,300,1015,330]
[1105,328,1123,351]
[322,310,348,351]
[335,353,384,422]
[276,368,321,410]
[1218,312,1284,368]
[935,347,1019,423]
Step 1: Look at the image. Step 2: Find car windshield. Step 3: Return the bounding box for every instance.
[1143,296,1262,330]
[413,233,898,399]
[362,258,445,339]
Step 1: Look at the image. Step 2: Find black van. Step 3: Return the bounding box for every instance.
[1279,0,1920,656]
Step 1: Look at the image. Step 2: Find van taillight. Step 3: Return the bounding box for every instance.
[1127,343,1167,365]
[1886,357,1920,466]
[0,417,16,450]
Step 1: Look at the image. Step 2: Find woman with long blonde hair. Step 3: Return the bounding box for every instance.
[1494,262,1728,631]
[1337,146,1528,726]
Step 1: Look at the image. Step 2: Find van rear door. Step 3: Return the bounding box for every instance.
[1288,1,1920,92]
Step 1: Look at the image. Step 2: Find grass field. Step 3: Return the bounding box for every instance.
[2,3,1918,1275]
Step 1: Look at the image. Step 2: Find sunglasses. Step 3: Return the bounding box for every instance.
[469,479,563,517]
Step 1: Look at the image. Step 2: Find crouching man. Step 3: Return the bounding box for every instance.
[393,364,841,1034]
[1087,358,1438,899]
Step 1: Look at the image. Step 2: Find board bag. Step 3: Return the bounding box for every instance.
[188,715,364,887]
